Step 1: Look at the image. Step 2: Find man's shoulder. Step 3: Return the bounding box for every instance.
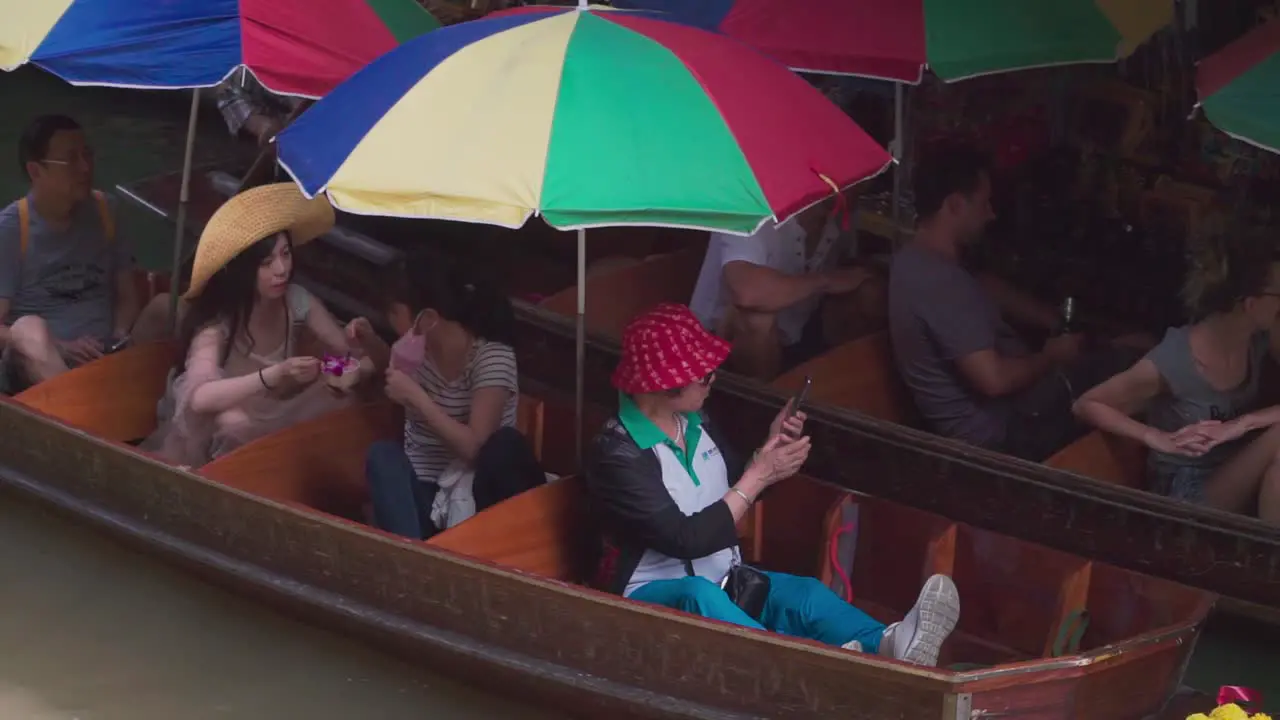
[891,245,975,289]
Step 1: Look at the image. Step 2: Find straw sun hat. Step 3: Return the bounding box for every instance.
[184,183,335,299]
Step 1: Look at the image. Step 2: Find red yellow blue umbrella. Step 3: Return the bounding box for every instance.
[277,4,892,235]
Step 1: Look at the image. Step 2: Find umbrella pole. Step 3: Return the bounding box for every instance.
[574,228,586,470]
[168,89,201,336]
[890,82,904,245]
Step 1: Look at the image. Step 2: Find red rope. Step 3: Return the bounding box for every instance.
[828,520,856,603]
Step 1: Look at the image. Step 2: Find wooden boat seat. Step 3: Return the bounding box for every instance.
[1044,430,1146,488]
[812,487,1209,668]
[15,340,176,444]
[200,393,546,524]
[538,245,707,338]
[429,475,768,584]
[201,401,401,521]
[772,331,918,427]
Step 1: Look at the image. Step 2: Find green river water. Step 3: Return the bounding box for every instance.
[0,66,1276,716]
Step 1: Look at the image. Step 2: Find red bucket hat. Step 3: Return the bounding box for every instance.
[612,304,731,395]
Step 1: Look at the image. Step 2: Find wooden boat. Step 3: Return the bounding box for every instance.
[0,342,1215,719]
[111,167,1280,611]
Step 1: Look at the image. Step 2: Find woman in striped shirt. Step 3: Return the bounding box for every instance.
[352,258,544,539]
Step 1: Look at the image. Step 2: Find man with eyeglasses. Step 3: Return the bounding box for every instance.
[0,114,142,392]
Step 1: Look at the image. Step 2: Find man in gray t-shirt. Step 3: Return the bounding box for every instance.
[0,115,141,390]
[888,142,1090,460]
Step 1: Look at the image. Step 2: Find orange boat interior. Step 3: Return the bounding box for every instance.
[8,341,1211,672]
[429,471,1211,671]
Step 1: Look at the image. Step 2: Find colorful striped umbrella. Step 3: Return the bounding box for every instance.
[276,4,892,235]
[614,0,1173,82]
[1197,19,1280,155]
[0,0,439,97]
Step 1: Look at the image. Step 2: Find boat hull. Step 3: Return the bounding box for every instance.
[0,392,1211,720]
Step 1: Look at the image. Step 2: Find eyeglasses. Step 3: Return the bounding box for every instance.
[40,148,95,167]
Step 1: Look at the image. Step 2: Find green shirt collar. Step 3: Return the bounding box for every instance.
[617,392,706,486]
[617,392,702,449]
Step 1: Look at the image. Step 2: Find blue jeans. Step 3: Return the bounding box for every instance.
[365,429,546,540]
[629,572,884,652]
[365,440,439,539]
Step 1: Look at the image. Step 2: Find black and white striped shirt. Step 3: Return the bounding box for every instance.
[404,339,518,483]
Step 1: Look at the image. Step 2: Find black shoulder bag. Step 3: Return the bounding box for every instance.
[684,560,771,620]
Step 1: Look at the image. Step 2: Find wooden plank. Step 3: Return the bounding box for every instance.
[15,341,175,444]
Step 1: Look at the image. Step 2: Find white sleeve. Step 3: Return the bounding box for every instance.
[713,229,768,268]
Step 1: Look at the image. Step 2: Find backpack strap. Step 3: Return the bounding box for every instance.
[92,190,115,246]
[15,191,114,264]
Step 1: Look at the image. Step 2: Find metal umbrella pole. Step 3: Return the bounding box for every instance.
[574,227,586,469]
[167,88,201,335]
[890,81,905,244]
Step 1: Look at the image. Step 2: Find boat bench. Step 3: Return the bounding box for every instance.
[428,474,768,586]
[1044,430,1146,488]
[538,245,707,339]
[771,330,919,427]
[810,483,1198,667]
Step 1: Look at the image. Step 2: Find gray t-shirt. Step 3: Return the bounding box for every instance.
[888,244,1029,448]
[1145,325,1269,472]
[0,193,133,342]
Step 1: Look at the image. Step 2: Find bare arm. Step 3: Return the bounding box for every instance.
[980,273,1060,332]
[407,385,512,465]
[723,261,831,314]
[113,271,141,338]
[956,348,1057,398]
[1071,358,1165,445]
[304,297,351,356]
[186,327,273,415]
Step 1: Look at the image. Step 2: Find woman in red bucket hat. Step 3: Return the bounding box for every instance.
[587,304,961,666]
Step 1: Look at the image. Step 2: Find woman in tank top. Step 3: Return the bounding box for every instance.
[144,184,374,466]
[1073,233,1280,520]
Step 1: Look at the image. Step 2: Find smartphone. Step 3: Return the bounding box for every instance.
[103,336,131,354]
[789,375,812,418]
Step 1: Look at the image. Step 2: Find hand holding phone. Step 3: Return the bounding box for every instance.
[770,375,811,442]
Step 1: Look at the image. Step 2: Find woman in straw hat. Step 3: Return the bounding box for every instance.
[588,304,960,666]
[142,184,374,466]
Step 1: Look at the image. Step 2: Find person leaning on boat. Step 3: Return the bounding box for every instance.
[687,189,884,381]
[587,303,960,666]
[0,114,170,393]
[356,256,545,540]
[888,139,1145,462]
[141,183,374,466]
[1074,233,1280,521]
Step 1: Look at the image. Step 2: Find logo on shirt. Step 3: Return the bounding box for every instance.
[700,447,721,463]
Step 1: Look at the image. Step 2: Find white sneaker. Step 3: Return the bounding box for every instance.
[879,574,960,666]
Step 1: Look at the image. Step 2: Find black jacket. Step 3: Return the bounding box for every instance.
[585,411,747,595]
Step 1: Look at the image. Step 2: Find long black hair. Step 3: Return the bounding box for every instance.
[174,231,293,372]
[389,254,514,346]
